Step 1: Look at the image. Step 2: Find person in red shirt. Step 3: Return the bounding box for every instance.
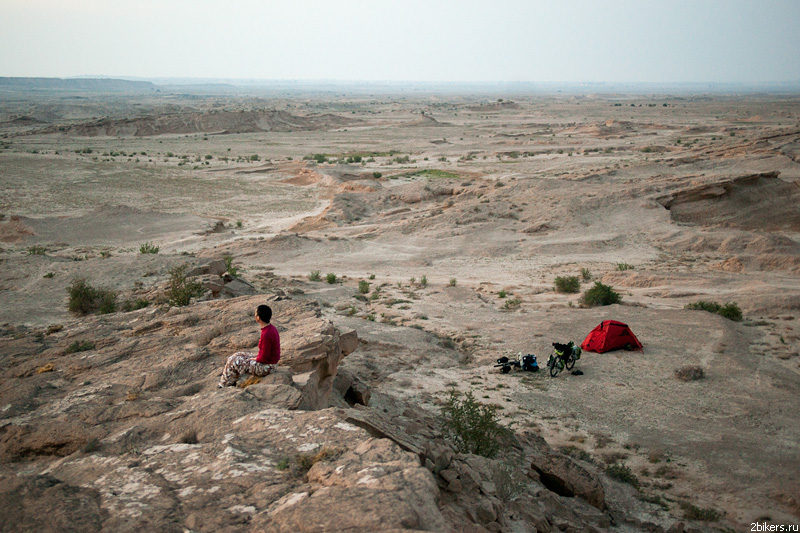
[218,304,281,388]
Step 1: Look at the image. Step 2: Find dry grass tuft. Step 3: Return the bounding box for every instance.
[239,375,262,388]
[36,363,55,374]
[674,365,705,381]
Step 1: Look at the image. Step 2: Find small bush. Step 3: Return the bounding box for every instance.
[420,274,428,287]
[139,242,159,254]
[554,275,580,293]
[560,445,595,463]
[276,457,290,471]
[372,171,382,178]
[449,278,457,287]
[580,268,592,281]
[96,290,118,314]
[180,431,199,444]
[674,365,705,381]
[66,340,95,354]
[166,264,205,307]
[249,154,260,161]
[439,336,456,349]
[326,273,337,284]
[680,502,723,521]
[498,290,507,298]
[358,280,370,294]
[27,245,47,255]
[685,300,742,321]
[606,463,640,488]
[67,278,118,316]
[308,270,322,281]
[503,298,521,310]
[441,391,509,458]
[235,219,243,228]
[224,256,238,277]
[616,263,634,271]
[121,299,149,312]
[580,282,621,307]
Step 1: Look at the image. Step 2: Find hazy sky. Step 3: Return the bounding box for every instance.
[1,0,799,83]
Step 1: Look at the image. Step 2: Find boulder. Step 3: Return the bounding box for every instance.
[244,383,302,409]
[187,259,227,277]
[530,451,606,511]
[253,438,446,532]
[0,475,107,533]
[331,367,371,407]
[221,277,256,297]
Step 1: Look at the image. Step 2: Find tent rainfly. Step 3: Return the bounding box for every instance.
[581,320,643,353]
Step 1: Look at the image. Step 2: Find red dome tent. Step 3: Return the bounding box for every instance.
[581,320,643,353]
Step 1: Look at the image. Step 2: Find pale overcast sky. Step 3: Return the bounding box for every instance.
[1,0,799,83]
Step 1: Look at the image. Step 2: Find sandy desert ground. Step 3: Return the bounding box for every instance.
[1,83,799,530]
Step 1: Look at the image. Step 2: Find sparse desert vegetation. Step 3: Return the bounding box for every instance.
[1,83,799,530]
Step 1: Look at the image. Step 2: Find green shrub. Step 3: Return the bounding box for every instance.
[166,264,205,307]
[65,340,95,354]
[249,154,260,161]
[420,275,428,287]
[121,299,150,312]
[680,502,723,521]
[554,275,580,293]
[358,280,370,294]
[139,242,159,254]
[67,278,118,315]
[580,282,621,307]
[312,153,327,163]
[67,278,96,315]
[498,290,507,298]
[616,263,634,271]
[441,390,509,458]
[606,463,640,488]
[580,268,591,281]
[449,278,457,287]
[326,273,337,284]
[308,270,322,281]
[96,290,118,314]
[685,301,742,321]
[27,245,47,255]
[503,298,521,310]
[224,256,238,277]
[372,171,382,178]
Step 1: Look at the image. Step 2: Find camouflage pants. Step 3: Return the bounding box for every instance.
[218,352,277,387]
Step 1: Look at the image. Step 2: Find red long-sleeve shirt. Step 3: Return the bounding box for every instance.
[256,324,281,364]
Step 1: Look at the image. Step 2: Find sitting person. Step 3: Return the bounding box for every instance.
[218,304,280,388]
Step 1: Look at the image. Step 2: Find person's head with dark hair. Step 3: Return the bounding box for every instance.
[256,304,272,325]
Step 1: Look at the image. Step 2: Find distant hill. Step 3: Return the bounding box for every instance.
[0,77,156,92]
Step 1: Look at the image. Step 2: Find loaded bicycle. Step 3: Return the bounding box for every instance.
[546,342,581,377]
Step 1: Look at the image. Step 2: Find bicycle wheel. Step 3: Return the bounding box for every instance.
[565,353,576,371]
[549,356,561,377]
